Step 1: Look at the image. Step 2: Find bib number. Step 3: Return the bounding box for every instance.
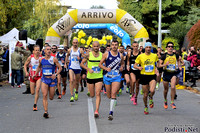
[107,70,119,76]
[32,65,38,71]
[166,64,176,71]
[43,69,52,75]
[72,57,79,64]
[131,64,138,70]
[145,65,154,72]
[92,66,101,73]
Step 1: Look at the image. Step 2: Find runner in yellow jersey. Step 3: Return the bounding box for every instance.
[80,41,103,118]
[159,42,182,109]
[134,42,159,115]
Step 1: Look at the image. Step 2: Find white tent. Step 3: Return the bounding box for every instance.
[0,28,36,45]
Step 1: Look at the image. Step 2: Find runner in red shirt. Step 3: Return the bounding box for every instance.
[24,45,42,111]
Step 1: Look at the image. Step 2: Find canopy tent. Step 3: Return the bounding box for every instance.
[0,28,36,45]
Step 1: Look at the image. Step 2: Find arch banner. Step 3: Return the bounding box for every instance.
[72,23,131,48]
[46,9,149,46]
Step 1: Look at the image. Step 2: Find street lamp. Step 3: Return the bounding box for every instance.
[158,0,162,48]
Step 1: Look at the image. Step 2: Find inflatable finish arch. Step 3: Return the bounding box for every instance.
[72,23,131,48]
[45,9,149,46]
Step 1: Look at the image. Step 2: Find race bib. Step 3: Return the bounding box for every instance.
[166,64,176,71]
[131,64,138,70]
[43,69,52,75]
[32,65,38,71]
[92,66,101,73]
[107,70,119,76]
[144,65,154,72]
[72,57,79,63]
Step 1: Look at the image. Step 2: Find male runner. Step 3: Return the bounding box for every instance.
[159,42,182,109]
[134,42,159,115]
[156,47,164,90]
[34,45,62,118]
[127,41,141,105]
[119,45,130,95]
[80,41,103,118]
[65,39,84,102]
[56,46,67,99]
[99,40,124,120]
[24,45,42,111]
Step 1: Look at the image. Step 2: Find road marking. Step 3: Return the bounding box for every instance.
[88,98,98,133]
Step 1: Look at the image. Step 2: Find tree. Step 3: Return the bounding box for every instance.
[117,0,190,43]
[0,0,34,35]
[23,0,68,40]
[187,20,200,48]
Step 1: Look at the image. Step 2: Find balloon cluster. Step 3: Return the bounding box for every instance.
[73,29,113,47]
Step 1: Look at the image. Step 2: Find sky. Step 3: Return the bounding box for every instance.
[60,0,118,9]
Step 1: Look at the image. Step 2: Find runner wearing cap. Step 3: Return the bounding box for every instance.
[134,42,159,115]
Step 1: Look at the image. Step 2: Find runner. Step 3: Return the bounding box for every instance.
[56,45,67,99]
[24,45,42,111]
[80,41,103,118]
[159,42,182,109]
[127,41,141,105]
[119,45,130,95]
[33,45,62,118]
[99,40,124,121]
[156,47,164,90]
[80,47,87,92]
[65,39,84,102]
[134,42,159,115]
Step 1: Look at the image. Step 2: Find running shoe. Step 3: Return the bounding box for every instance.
[62,89,66,95]
[170,103,176,109]
[108,111,113,121]
[74,93,78,101]
[133,97,137,105]
[94,110,99,118]
[11,85,14,88]
[103,90,107,94]
[57,94,62,99]
[87,92,90,97]
[126,88,129,93]
[119,88,122,95]
[17,85,21,88]
[140,89,143,95]
[131,94,135,101]
[129,94,132,99]
[144,107,149,115]
[70,96,74,102]
[43,112,49,119]
[80,87,84,92]
[156,83,159,90]
[149,99,154,108]
[164,101,168,109]
[33,104,37,111]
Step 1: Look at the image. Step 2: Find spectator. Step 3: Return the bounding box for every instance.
[181,47,187,60]
[187,47,200,87]
[183,55,191,83]
[11,47,22,88]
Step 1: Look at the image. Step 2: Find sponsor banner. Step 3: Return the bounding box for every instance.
[73,23,107,29]
[179,66,185,85]
[78,9,116,23]
[107,24,126,38]
[51,13,77,37]
[118,13,143,37]
[45,36,60,46]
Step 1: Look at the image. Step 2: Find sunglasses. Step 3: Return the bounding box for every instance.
[167,46,174,48]
[52,48,57,49]
[73,42,78,44]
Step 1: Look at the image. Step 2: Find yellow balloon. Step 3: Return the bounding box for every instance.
[102,36,106,40]
[81,39,86,44]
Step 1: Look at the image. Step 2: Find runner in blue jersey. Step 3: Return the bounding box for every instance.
[99,40,124,121]
[34,45,62,118]
[65,39,84,102]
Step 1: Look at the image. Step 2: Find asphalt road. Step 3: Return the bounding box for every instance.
[0,83,199,133]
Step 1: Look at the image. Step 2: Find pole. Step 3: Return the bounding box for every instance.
[158,0,162,48]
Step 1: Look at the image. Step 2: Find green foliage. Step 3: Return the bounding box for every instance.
[187,20,200,48]
[0,0,34,35]
[162,37,179,51]
[186,6,200,30]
